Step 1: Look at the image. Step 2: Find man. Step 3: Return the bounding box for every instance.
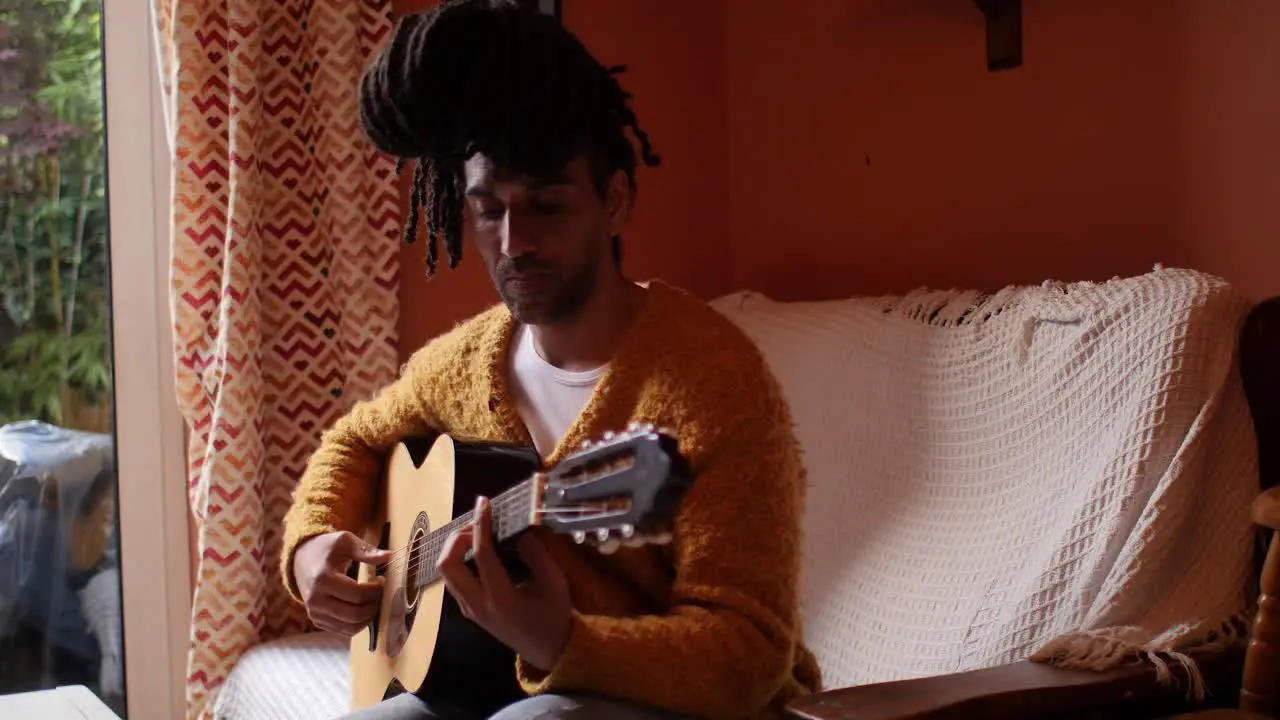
[280,1,820,718]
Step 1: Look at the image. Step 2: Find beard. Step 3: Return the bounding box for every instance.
[494,244,602,326]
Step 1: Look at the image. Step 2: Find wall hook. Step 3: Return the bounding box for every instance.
[972,0,1022,71]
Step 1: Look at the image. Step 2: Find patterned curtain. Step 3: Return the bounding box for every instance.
[151,0,402,716]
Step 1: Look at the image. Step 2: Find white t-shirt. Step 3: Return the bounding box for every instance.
[507,324,606,456]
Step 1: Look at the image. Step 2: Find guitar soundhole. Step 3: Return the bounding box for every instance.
[404,528,425,610]
[403,511,431,629]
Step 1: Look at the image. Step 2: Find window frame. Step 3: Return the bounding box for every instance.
[102,0,192,718]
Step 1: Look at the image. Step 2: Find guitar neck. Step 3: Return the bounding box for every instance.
[411,476,538,590]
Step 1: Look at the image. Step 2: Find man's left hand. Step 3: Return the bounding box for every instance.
[437,495,572,671]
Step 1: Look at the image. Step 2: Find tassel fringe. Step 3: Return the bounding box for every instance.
[1028,612,1251,702]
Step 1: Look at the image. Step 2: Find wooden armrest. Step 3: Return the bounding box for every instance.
[783,648,1243,720]
[1254,487,1280,532]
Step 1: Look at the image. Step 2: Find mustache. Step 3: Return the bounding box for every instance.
[498,257,554,280]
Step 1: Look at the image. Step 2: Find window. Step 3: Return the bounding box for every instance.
[0,0,122,711]
[0,0,190,717]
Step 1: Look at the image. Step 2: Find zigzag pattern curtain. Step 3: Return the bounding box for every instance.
[151,0,402,715]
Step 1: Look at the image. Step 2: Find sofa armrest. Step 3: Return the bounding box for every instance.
[783,648,1243,720]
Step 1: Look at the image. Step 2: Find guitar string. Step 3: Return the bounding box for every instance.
[375,501,524,580]
[367,478,589,579]
[355,494,518,582]
[397,503,633,586]
[378,500,618,583]
[379,496,627,585]
[362,459,650,584]
[370,481,531,575]
[369,439,653,575]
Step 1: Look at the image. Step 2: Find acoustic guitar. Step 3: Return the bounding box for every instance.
[348,423,692,712]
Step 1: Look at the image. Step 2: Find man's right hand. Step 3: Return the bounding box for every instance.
[293,531,391,636]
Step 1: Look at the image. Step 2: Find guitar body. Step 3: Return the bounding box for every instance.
[347,424,692,714]
[350,433,538,713]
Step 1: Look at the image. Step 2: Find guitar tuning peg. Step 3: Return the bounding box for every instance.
[595,528,610,542]
[619,524,635,538]
[572,531,587,544]
[602,430,616,441]
[627,421,641,431]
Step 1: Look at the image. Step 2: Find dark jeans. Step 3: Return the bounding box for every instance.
[338,692,691,720]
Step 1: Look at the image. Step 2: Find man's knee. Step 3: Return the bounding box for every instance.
[336,692,456,720]
[488,695,583,720]
[489,695,687,720]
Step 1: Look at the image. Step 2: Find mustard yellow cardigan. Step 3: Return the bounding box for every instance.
[281,280,821,719]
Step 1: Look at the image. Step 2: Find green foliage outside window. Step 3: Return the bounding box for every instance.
[0,0,111,431]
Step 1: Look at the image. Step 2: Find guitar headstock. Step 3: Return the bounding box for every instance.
[538,422,692,554]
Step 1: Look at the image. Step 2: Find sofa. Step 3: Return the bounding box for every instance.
[213,266,1280,719]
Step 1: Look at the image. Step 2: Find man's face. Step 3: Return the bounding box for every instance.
[463,153,626,325]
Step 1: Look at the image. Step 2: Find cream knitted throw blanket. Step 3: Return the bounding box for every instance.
[710,267,1259,698]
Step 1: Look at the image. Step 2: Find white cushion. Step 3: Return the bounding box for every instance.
[212,631,348,720]
[708,266,1256,688]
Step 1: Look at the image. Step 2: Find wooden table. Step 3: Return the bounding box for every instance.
[0,686,122,719]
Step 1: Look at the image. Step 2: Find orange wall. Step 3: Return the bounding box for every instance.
[723,0,1280,303]
[393,0,1280,358]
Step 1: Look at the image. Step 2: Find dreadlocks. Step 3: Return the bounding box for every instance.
[358,0,661,277]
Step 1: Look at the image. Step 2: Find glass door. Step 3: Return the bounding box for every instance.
[1,0,190,718]
[0,0,123,714]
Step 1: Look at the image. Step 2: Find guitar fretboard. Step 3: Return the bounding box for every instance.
[409,478,537,590]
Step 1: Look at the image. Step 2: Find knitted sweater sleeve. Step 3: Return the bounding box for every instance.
[280,347,442,602]
[517,362,808,720]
